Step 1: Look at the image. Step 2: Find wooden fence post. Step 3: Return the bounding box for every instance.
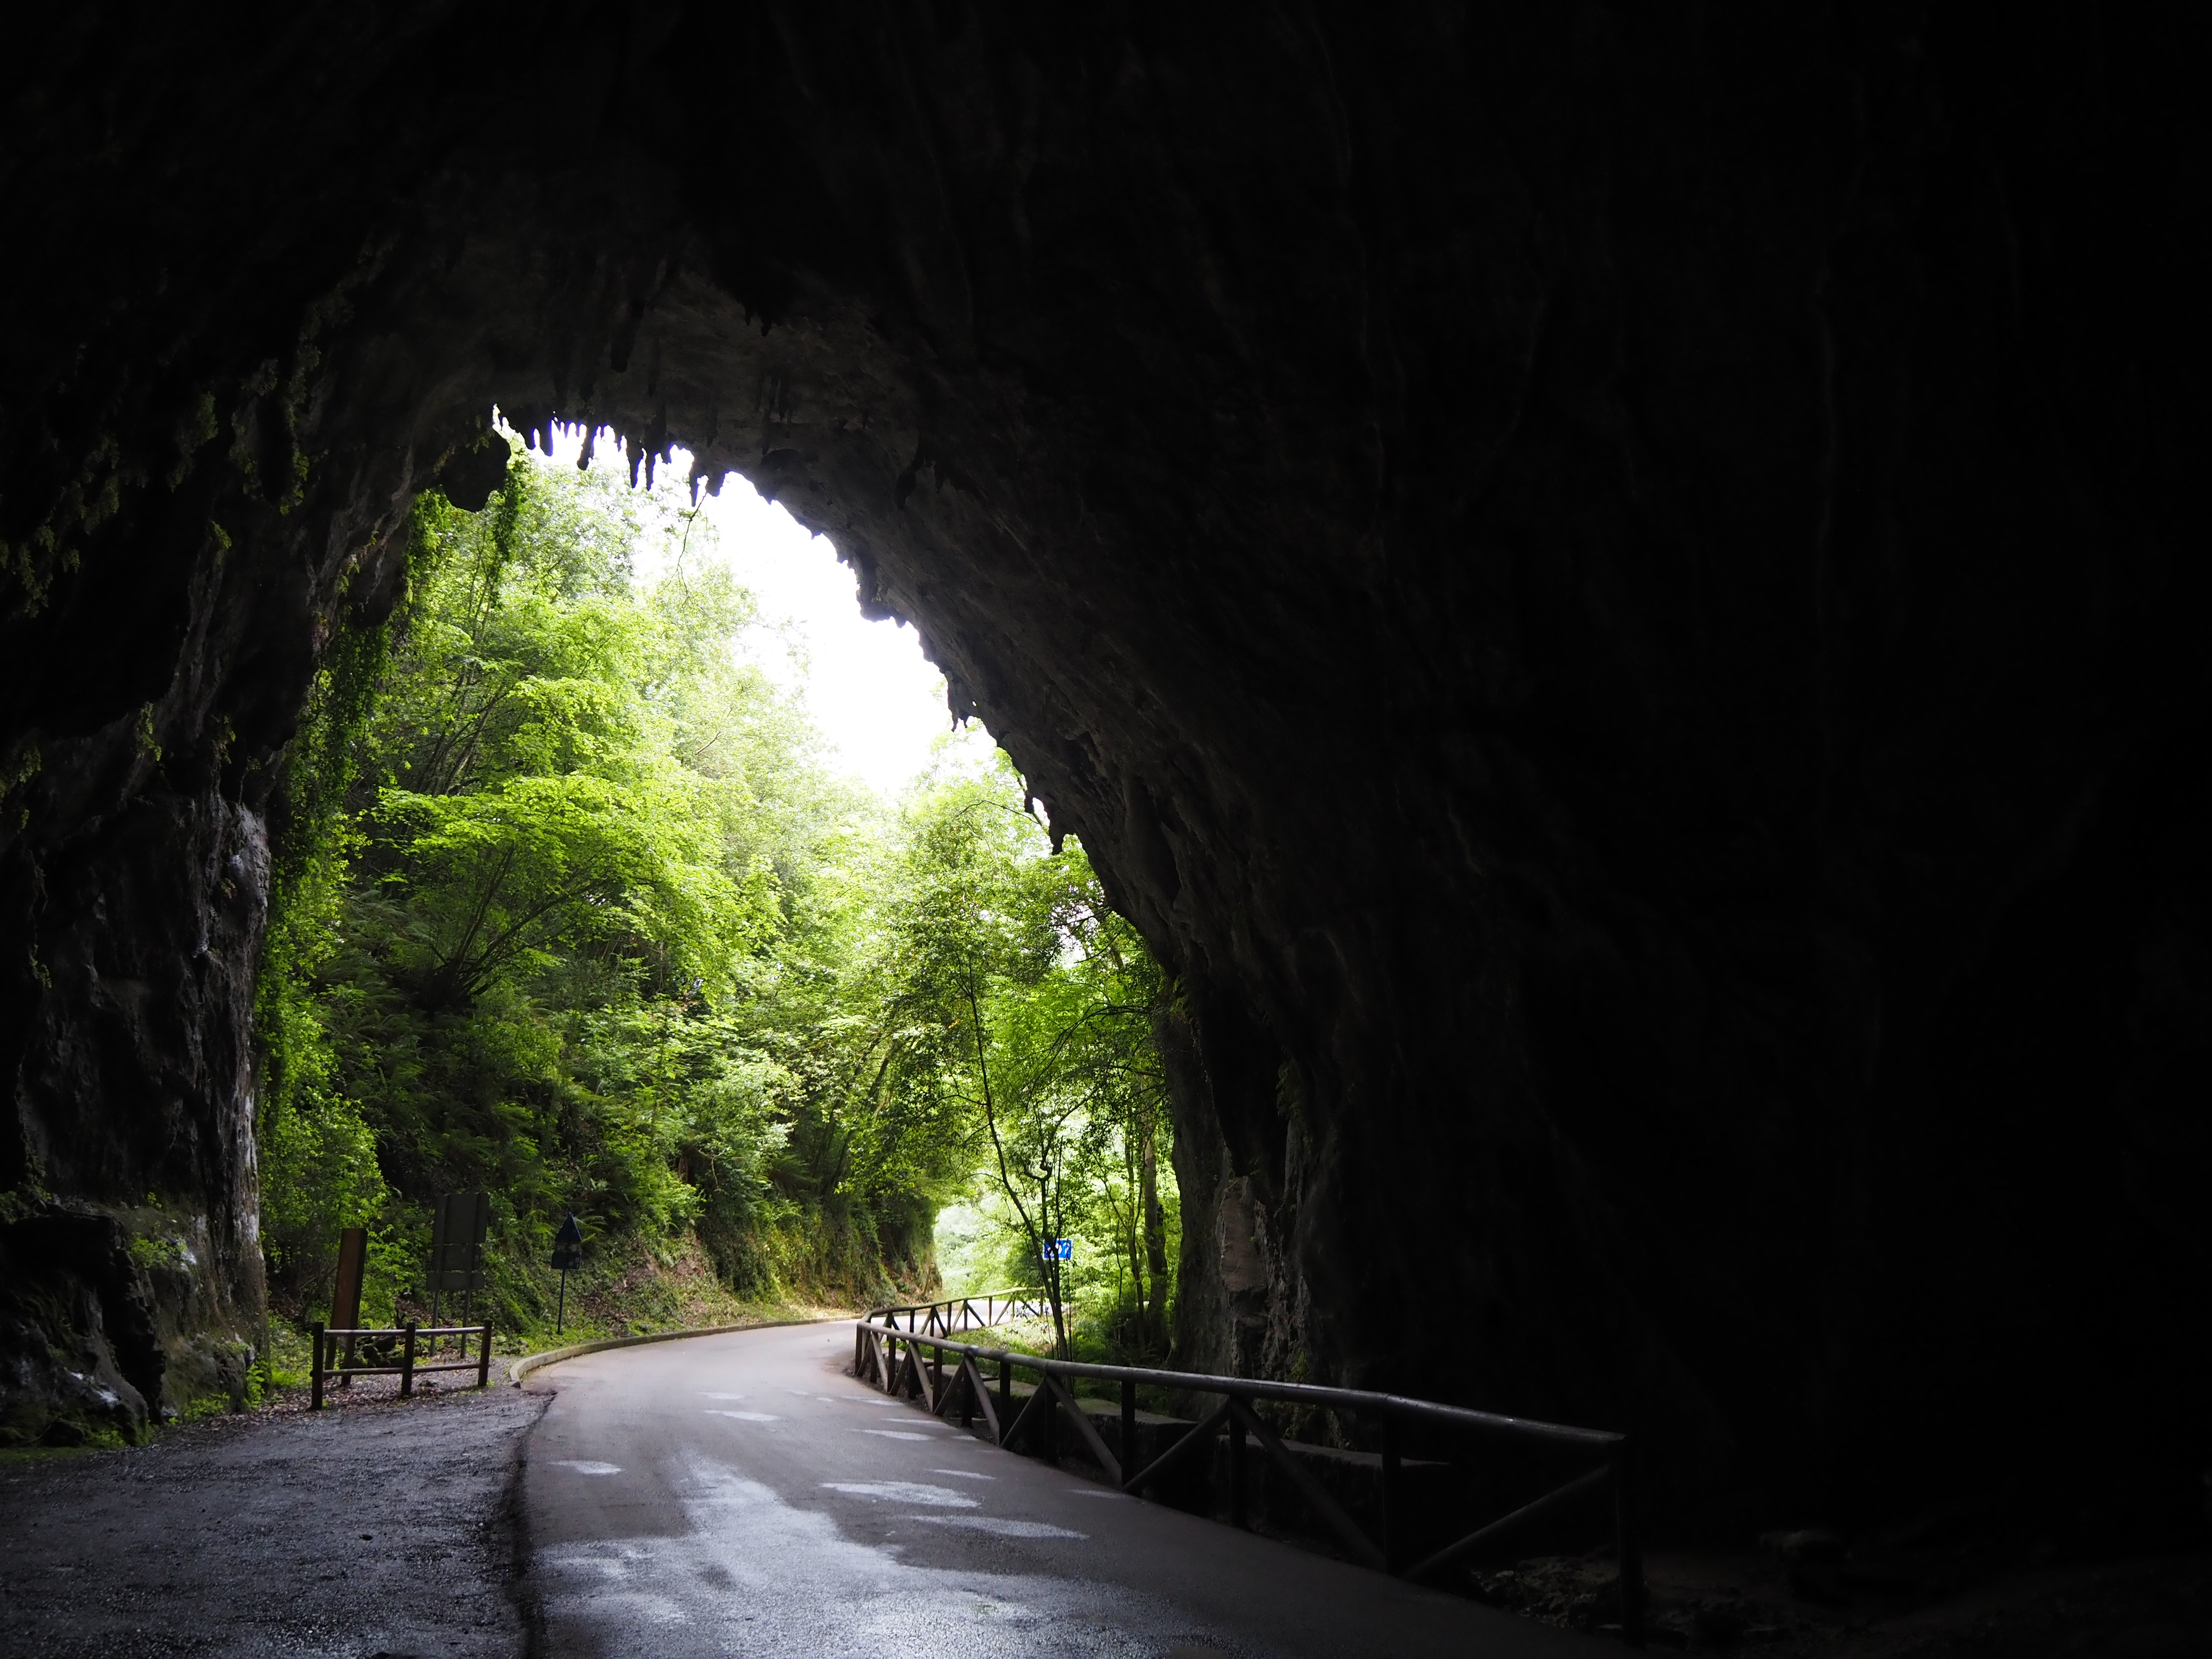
[1380,1412,1402,1573]
[1615,1444,1644,1647]
[399,1322,417,1399]
[309,1323,325,1411]
[1228,1406,1248,1526]
[477,1324,493,1388]
[1040,1368,1058,1466]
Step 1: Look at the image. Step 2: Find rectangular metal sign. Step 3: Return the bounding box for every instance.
[428,1191,491,1292]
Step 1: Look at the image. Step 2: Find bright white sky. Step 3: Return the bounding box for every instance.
[531,426,963,799]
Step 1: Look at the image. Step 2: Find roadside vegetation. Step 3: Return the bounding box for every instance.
[253,437,1178,1367]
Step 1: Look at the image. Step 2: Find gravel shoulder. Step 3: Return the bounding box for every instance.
[0,1377,545,1659]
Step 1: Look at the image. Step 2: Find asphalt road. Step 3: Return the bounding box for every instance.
[520,1322,1604,1659]
[0,1381,539,1659]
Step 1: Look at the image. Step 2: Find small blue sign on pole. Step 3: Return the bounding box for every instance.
[1042,1238,1072,1263]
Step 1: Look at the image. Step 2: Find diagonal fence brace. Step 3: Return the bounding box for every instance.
[1044,1373,1121,1485]
[999,1369,1055,1453]
[960,1356,1001,1442]
[1231,1398,1385,1570]
[1403,1463,1612,1583]
[1121,1396,1233,1494]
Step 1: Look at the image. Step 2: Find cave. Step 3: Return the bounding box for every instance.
[2,5,2205,1551]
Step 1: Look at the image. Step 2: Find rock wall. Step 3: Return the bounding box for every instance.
[2,4,2205,1537]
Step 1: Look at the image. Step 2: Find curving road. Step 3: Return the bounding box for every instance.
[520,1321,1604,1658]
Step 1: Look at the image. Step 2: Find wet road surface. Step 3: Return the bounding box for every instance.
[521,1321,1604,1658]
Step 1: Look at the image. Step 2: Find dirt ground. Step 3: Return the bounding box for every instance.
[0,1370,542,1659]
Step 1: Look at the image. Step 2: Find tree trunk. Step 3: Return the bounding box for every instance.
[1141,1121,1170,1348]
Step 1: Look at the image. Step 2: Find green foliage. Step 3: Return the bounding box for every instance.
[254,448,862,1325]
[252,435,1176,1357]
[253,499,429,1312]
[865,752,1178,1359]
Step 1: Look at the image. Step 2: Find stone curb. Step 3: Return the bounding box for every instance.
[508,1315,850,1384]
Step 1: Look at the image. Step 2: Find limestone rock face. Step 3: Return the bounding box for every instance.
[2,5,2205,1531]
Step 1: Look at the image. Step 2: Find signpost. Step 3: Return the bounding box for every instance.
[550,1212,584,1335]
[428,1192,490,1354]
[329,1226,367,1389]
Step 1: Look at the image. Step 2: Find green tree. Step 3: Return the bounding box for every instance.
[257,444,894,1325]
[255,435,1179,1351]
[855,750,1174,1357]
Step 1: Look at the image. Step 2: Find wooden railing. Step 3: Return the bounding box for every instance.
[309,1321,492,1408]
[869,1289,1057,1336]
[854,1312,1643,1647]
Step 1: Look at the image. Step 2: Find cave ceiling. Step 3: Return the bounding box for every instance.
[1,5,2206,1526]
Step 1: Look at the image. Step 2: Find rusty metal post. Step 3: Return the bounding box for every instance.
[310,1323,325,1411]
[1121,1378,1138,1479]
[1614,1443,1644,1647]
[399,1321,418,1399]
[998,1354,1012,1426]
[477,1324,493,1388]
[1228,1406,1248,1527]
[1380,1410,1402,1572]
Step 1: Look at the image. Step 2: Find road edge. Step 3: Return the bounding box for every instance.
[509,1316,850,1384]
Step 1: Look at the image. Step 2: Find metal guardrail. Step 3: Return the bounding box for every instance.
[855,1307,1643,1646]
[310,1321,492,1408]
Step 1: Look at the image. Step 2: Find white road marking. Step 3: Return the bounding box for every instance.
[705,1410,780,1421]
[857,1429,933,1441]
[906,1515,1087,1540]
[930,1469,993,1481]
[550,1460,623,1475]
[820,1481,978,1508]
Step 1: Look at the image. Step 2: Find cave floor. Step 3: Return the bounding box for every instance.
[1473,1545,2209,1657]
[0,1356,2200,1659]
[0,1377,542,1658]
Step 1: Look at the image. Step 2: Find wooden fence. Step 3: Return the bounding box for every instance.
[854,1307,1643,1647]
[310,1321,492,1407]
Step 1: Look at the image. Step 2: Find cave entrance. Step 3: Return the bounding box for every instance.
[533,422,958,800]
[246,412,1171,1394]
[514,428,1173,1365]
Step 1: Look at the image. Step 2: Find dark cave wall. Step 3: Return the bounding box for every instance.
[0,279,451,1435]
[3,1,2206,1532]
